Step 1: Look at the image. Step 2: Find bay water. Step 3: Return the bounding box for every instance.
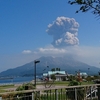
[0,76,34,85]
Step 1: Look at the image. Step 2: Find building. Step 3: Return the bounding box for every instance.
[43,71,68,81]
[80,72,88,78]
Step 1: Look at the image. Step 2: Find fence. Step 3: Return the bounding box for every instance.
[0,84,100,100]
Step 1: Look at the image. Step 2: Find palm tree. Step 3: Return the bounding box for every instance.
[56,68,59,71]
[55,67,60,71]
[58,68,60,71]
[51,68,55,72]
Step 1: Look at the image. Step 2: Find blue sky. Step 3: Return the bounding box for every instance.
[0,0,100,72]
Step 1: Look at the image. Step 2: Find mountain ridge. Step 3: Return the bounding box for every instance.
[0,56,99,76]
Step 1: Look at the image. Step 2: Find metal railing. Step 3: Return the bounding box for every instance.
[0,84,100,100]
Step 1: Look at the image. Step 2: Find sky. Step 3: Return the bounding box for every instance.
[0,0,100,72]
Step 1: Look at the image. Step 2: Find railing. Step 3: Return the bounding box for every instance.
[0,84,100,100]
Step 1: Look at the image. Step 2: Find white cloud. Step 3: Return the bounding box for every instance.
[1,16,100,72]
[39,47,66,54]
[1,45,100,72]
[35,46,100,67]
[69,46,100,67]
[64,32,79,45]
[46,16,79,48]
[22,50,32,54]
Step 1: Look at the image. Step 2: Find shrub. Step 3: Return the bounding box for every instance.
[68,80,79,86]
[16,82,35,91]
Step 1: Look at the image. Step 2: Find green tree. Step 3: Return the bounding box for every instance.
[68,80,79,86]
[16,83,35,91]
[94,75,100,79]
[56,67,60,71]
[51,68,55,72]
[56,68,59,71]
[68,0,100,16]
[58,68,60,71]
[68,75,76,81]
[85,76,94,82]
[51,74,56,81]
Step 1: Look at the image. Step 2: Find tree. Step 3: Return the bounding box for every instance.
[58,68,60,71]
[85,75,93,82]
[68,75,76,81]
[16,83,35,91]
[56,67,60,71]
[51,68,55,72]
[68,80,79,86]
[56,67,59,71]
[68,0,100,16]
[51,74,56,81]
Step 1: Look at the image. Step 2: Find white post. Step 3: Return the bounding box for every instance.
[94,89,96,98]
[55,89,58,100]
[32,92,34,100]
[0,97,2,100]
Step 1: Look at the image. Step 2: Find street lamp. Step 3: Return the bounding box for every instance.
[88,68,90,76]
[34,60,40,87]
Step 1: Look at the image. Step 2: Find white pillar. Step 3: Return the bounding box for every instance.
[55,89,58,100]
[32,92,34,100]
[94,89,96,98]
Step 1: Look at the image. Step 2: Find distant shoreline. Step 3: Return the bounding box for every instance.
[0,76,34,86]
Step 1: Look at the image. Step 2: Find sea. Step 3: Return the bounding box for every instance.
[0,76,35,85]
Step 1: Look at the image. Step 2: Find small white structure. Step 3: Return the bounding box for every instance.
[43,71,68,81]
[80,72,88,78]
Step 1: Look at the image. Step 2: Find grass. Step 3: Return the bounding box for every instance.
[0,84,15,93]
[41,80,94,87]
[0,81,98,100]
[54,81,69,85]
[0,84,14,88]
[0,81,94,93]
[0,89,6,93]
[54,81,94,86]
[81,81,94,85]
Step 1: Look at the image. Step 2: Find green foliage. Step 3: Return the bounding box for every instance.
[85,76,93,81]
[62,77,66,81]
[68,80,85,100]
[0,85,15,93]
[51,68,55,71]
[68,75,76,81]
[16,83,35,91]
[56,67,60,71]
[51,74,56,81]
[94,75,100,79]
[68,0,100,16]
[51,67,61,71]
[68,80,79,86]
[16,85,25,91]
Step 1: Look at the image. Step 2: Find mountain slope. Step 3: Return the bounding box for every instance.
[0,56,99,76]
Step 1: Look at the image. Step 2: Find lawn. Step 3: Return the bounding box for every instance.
[0,84,16,93]
[0,81,94,93]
